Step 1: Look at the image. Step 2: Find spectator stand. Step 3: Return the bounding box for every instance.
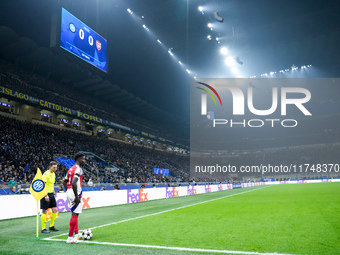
[80,151,120,175]
[56,157,97,179]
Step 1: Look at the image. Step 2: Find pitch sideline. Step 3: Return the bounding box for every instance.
[46,238,293,255]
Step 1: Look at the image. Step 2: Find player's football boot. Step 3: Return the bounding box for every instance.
[49,226,59,231]
[74,233,82,240]
[41,229,50,234]
[66,236,77,244]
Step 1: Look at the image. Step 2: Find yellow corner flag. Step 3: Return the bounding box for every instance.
[29,168,48,201]
[29,168,48,240]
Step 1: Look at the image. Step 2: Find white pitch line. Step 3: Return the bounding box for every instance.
[43,238,293,255]
[43,186,270,239]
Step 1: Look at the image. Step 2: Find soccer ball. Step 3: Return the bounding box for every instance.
[82,229,93,240]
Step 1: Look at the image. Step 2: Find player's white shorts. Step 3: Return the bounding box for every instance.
[66,189,83,214]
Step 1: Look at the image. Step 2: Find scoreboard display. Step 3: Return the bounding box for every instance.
[60,8,107,73]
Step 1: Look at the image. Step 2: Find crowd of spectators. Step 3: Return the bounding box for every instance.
[0,114,189,186]
[0,58,188,145]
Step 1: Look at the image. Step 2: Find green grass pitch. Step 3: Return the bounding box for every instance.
[0,183,339,255]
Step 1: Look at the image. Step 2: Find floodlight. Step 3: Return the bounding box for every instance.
[220,47,228,55]
[225,57,235,66]
[231,67,238,74]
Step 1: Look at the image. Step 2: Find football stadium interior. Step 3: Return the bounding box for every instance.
[0,0,339,254]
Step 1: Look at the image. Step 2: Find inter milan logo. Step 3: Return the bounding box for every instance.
[69,23,76,33]
[32,180,45,192]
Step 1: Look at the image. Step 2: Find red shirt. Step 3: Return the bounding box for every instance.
[65,164,83,194]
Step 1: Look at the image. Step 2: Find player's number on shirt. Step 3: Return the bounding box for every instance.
[68,171,72,186]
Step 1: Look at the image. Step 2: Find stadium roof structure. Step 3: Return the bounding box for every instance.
[0,0,339,147]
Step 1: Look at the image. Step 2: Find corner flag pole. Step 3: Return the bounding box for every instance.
[36,201,39,240]
[29,168,47,241]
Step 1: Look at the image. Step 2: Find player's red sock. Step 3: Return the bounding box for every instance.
[69,215,77,237]
[74,215,79,234]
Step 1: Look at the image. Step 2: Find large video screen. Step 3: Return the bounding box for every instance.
[154,168,169,176]
[60,8,107,73]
